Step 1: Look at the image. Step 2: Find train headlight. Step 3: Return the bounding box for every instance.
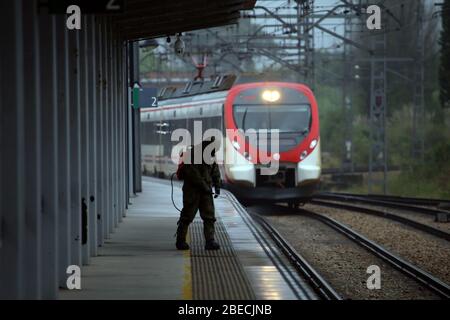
[243,151,252,161]
[310,139,317,149]
[272,153,280,161]
[232,141,240,150]
[300,151,308,160]
[262,90,281,102]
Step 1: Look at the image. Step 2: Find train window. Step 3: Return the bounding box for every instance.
[233,104,311,134]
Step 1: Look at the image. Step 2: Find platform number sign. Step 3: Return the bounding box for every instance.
[106,0,122,11]
[133,86,158,109]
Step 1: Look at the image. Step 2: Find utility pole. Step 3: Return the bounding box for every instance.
[342,4,354,172]
[296,0,315,88]
[411,0,425,161]
[368,24,388,195]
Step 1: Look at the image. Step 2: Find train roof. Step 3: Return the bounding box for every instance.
[157,72,303,102]
[157,74,237,102]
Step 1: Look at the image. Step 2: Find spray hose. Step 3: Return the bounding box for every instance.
[170,172,182,213]
[170,172,225,214]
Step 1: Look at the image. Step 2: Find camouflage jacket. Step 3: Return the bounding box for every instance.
[182,162,221,193]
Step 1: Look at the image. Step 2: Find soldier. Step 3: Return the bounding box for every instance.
[175,137,222,250]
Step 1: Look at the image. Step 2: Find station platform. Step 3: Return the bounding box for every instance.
[60,177,316,300]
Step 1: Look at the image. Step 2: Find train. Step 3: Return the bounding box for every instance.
[140,74,321,204]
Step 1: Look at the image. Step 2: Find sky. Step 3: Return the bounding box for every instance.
[149,0,443,73]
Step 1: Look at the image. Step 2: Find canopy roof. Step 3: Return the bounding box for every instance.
[117,0,256,40]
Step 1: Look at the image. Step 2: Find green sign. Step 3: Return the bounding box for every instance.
[133,86,158,109]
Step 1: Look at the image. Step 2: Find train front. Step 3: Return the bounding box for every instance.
[222,82,321,202]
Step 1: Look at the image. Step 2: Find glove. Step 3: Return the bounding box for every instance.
[214,187,220,198]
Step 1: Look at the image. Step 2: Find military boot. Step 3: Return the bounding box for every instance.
[176,222,190,250]
[205,239,220,250]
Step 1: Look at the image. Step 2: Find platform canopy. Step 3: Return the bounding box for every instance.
[116,0,256,40]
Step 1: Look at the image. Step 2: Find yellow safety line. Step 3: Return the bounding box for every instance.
[182,232,193,300]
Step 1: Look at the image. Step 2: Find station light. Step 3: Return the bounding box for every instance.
[262,90,281,102]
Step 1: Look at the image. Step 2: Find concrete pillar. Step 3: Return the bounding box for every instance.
[88,15,99,257]
[38,12,59,299]
[22,0,42,299]
[68,27,82,266]
[127,43,136,201]
[106,21,114,235]
[80,14,91,265]
[121,43,129,217]
[102,20,111,239]
[96,17,105,246]
[0,0,26,299]
[55,16,72,288]
[117,41,125,222]
[112,34,119,228]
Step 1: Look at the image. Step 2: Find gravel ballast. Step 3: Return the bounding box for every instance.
[305,203,450,285]
[318,200,450,233]
[249,206,439,300]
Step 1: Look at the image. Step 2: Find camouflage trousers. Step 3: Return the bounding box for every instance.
[177,189,216,242]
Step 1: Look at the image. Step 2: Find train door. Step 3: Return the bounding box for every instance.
[155,119,169,177]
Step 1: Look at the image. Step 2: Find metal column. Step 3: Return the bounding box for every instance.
[68,25,82,266]
[23,0,42,299]
[110,29,119,229]
[96,17,105,246]
[101,19,110,240]
[38,11,59,299]
[0,0,26,300]
[88,15,99,257]
[55,15,72,288]
[80,15,91,265]
[103,20,113,238]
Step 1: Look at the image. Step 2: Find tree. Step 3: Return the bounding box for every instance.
[439,0,450,109]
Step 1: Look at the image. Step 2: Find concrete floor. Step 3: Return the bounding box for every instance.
[59,177,299,300]
[60,179,189,300]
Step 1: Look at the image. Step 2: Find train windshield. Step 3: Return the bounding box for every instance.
[233,104,311,134]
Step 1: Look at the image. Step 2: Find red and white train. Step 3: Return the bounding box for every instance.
[140,75,321,203]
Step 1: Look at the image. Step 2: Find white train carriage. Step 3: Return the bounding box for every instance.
[141,75,321,202]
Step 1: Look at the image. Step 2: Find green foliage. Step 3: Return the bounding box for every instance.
[139,48,157,76]
[316,84,344,164]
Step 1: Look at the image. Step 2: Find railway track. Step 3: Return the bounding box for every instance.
[250,213,343,300]
[317,193,450,217]
[323,192,450,208]
[310,198,450,241]
[315,193,450,224]
[294,207,450,299]
[226,191,342,300]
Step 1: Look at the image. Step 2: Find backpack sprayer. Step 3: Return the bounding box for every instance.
[170,155,222,214]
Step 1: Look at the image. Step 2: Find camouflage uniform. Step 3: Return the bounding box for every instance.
[176,140,221,249]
